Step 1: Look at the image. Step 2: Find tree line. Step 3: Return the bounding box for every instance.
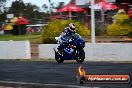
[0,0,65,23]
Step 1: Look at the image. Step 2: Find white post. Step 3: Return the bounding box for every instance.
[91,0,96,44]
[49,0,52,17]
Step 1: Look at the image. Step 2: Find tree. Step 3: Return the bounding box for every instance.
[42,4,48,11]
[24,3,40,19]
[107,13,132,36]
[42,1,56,14]
[8,0,25,17]
[42,1,65,17]
[0,0,7,23]
[8,0,41,20]
[56,2,65,9]
[0,0,6,13]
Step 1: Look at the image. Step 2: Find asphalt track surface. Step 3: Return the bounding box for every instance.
[0,60,132,88]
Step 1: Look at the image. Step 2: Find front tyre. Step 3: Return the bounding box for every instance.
[74,49,85,63]
[55,51,64,63]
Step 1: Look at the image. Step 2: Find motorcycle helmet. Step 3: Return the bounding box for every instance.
[69,23,75,31]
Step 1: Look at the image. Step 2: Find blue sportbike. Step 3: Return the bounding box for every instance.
[54,33,85,63]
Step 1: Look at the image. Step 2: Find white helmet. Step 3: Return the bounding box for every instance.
[69,23,75,30]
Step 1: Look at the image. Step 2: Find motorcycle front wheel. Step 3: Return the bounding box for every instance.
[74,49,85,63]
[55,51,64,63]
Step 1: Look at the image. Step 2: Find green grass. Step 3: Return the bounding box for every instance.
[0,32,42,44]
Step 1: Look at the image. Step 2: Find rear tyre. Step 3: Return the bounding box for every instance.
[75,49,85,63]
[55,51,64,63]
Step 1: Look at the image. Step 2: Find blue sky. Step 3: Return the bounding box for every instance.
[6,0,71,7]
